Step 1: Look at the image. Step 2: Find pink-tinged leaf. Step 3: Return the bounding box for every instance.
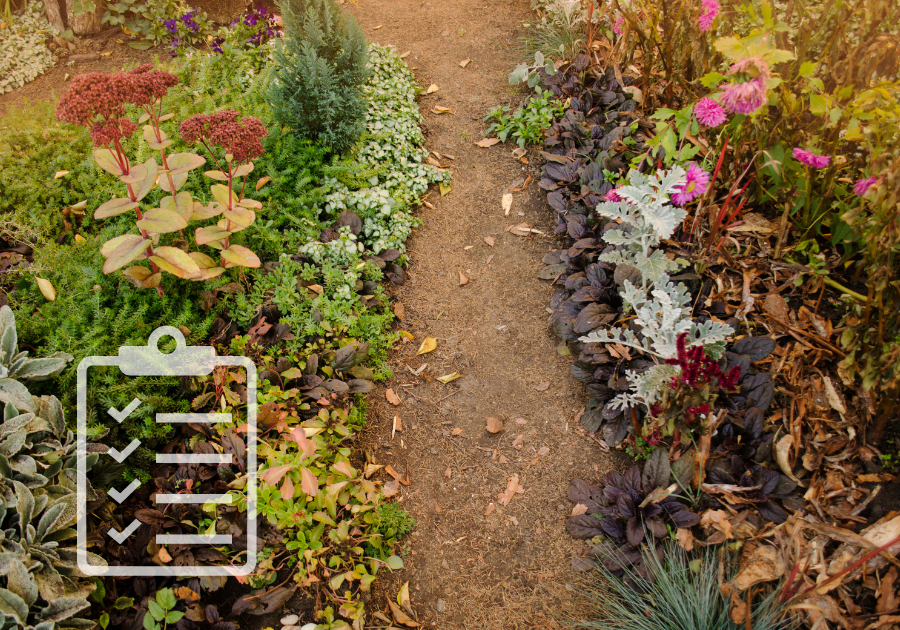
[221,206,255,228]
[149,246,202,279]
[259,464,294,486]
[158,113,175,122]
[120,163,148,186]
[191,201,223,221]
[238,197,262,209]
[94,148,124,176]
[167,152,206,175]
[95,197,138,219]
[326,481,348,496]
[195,225,231,245]
[332,461,355,479]
[147,139,174,151]
[211,183,238,207]
[136,207,188,234]
[134,158,158,201]
[204,170,229,181]
[280,475,295,500]
[101,235,151,274]
[187,252,225,280]
[161,191,194,221]
[232,162,253,178]
[217,217,248,234]
[221,244,260,269]
[300,466,319,497]
[289,427,315,458]
[122,266,161,289]
[142,124,167,145]
[159,170,188,193]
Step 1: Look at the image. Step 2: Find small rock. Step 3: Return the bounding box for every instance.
[70,53,99,63]
[281,615,299,626]
[301,625,318,630]
[429,448,437,455]
[436,599,447,613]
[442,559,449,569]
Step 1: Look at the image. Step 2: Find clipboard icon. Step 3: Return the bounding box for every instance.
[76,326,257,577]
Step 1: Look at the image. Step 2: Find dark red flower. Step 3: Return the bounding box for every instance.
[180,110,268,163]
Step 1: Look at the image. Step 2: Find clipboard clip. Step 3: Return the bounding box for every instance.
[118,326,218,376]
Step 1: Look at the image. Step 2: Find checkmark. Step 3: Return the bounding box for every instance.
[108,479,141,504]
[108,439,141,463]
[108,519,141,544]
[108,398,141,424]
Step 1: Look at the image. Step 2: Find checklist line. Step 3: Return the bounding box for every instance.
[156,413,232,424]
[156,493,232,504]
[156,454,232,464]
[156,534,232,545]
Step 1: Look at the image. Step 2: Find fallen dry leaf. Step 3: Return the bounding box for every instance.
[386,389,402,406]
[399,50,411,58]
[858,473,895,483]
[387,601,419,627]
[384,464,409,486]
[451,427,463,436]
[437,372,462,384]
[537,446,550,456]
[486,417,504,433]
[571,503,588,516]
[416,337,437,355]
[732,545,785,591]
[498,474,520,506]
[425,83,438,94]
[444,467,452,478]
[502,193,513,216]
[383,480,400,498]
[432,105,452,114]
[622,85,643,104]
[474,138,500,148]
[36,278,56,302]
[511,147,526,160]
[485,503,495,516]
[701,509,733,540]
[426,156,442,167]
[393,302,405,320]
[373,23,383,29]
[512,434,524,449]
[54,170,69,179]
[398,330,414,342]
[459,58,471,67]
[486,254,495,264]
[439,183,451,196]
[484,236,495,246]
[676,527,695,551]
[392,415,403,435]
[498,454,509,464]
[458,271,469,286]
[434,502,442,514]
[157,546,172,563]
[535,381,550,391]
[255,176,271,191]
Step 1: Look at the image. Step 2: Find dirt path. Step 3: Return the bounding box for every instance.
[346,1,621,627]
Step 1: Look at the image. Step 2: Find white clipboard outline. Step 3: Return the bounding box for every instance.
[76,326,257,577]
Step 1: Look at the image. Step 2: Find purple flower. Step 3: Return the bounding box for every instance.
[792,147,830,169]
[699,0,719,31]
[211,37,224,54]
[695,97,727,127]
[672,164,710,206]
[720,57,770,115]
[163,19,177,34]
[854,176,878,195]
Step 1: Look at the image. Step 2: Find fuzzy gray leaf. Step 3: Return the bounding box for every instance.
[7,559,37,607]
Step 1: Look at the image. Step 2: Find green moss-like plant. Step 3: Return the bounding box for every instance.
[269,0,370,154]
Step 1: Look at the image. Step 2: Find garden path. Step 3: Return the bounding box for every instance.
[346,1,622,627]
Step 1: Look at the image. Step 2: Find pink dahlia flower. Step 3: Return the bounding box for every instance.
[854,176,879,195]
[605,188,623,202]
[613,16,624,36]
[699,0,719,31]
[720,57,770,115]
[672,164,710,206]
[695,97,727,127]
[792,147,830,169]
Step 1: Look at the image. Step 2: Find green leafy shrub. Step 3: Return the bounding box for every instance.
[0,1,55,94]
[269,0,370,153]
[485,87,567,148]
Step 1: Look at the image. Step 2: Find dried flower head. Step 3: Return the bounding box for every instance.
[720,57,770,115]
[180,110,268,163]
[695,97,727,127]
[792,147,830,169]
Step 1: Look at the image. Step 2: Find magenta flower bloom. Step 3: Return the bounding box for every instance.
[605,188,623,202]
[792,147,830,169]
[672,164,710,206]
[699,0,719,31]
[695,97,727,127]
[854,176,879,195]
[720,57,770,115]
[613,16,624,36]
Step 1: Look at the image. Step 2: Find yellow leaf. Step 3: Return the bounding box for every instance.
[502,193,513,215]
[425,84,438,94]
[459,58,471,68]
[432,105,452,114]
[397,582,413,617]
[416,337,437,355]
[439,183,451,196]
[474,138,500,148]
[398,330,414,341]
[53,170,69,179]
[255,176,271,191]
[436,372,462,384]
[36,278,56,301]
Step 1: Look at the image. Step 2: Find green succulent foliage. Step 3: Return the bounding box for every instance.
[485,87,567,148]
[0,2,56,95]
[0,383,108,629]
[270,0,371,154]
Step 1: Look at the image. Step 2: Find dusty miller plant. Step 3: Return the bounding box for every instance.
[581,167,733,411]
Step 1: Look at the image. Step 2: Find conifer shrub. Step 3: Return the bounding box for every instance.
[269,0,370,154]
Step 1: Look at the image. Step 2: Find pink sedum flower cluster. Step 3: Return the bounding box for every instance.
[792,147,830,169]
[56,65,179,147]
[695,97,727,127]
[180,110,268,164]
[720,57,770,115]
[672,163,710,206]
[699,0,719,31]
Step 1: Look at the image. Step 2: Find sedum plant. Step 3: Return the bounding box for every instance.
[580,168,733,412]
[55,65,262,296]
